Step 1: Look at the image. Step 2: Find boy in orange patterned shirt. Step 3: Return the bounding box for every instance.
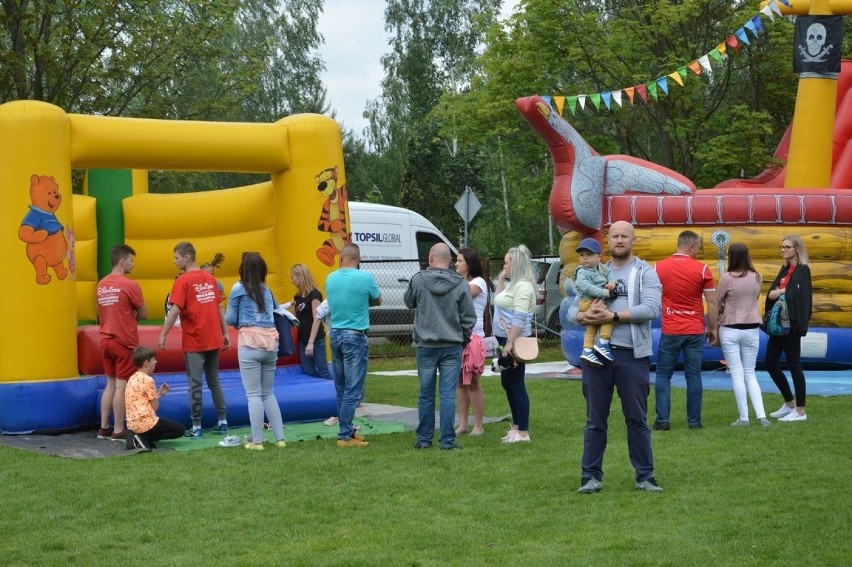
[125,346,185,451]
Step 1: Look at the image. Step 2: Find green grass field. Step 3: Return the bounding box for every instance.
[0,349,849,566]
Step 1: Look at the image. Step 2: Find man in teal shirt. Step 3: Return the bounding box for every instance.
[325,243,381,447]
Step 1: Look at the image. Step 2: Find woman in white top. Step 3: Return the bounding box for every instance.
[493,245,537,443]
[454,248,491,436]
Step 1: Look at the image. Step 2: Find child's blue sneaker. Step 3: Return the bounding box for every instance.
[184,428,203,439]
[594,340,614,362]
[211,423,229,435]
[580,348,603,368]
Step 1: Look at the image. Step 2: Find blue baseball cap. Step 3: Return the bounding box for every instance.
[576,238,602,255]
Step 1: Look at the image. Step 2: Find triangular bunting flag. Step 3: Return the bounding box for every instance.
[647,81,658,100]
[657,77,669,95]
[688,60,702,75]
[668,70,684,87]
[624,87,635,105]
[769,0,782,16]
[735,28,750,45]
[578,95,587,110]
[678,67,688,80]
[602,91,612,110]
[761,5,775,21]
[636,84,647,103]
[778,0,791,6]
[745,20,759,38]
[553,96,565,116]
[709,48,723,63]
[717,43,728,58]
[568,96,578,115]
[698,55,712,74]
[612,90,623,107]
[752,15,765,33]
[727,35,740,53]
[590,93,601,110]
[542,95,553,108]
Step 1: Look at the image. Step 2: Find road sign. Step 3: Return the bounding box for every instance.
[454,187,481,222]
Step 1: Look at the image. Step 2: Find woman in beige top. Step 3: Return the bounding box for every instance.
[717,243,770,426]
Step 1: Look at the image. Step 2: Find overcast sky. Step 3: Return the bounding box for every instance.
[316,0,519,137]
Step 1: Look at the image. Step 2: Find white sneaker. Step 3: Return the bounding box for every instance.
[731,419,750,427]
[778,410,807,422]
[503,432,530,443]
[323,416,339,426]
[501,429,518,441]
[769,404,795,418]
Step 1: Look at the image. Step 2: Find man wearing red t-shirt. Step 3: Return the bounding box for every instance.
[159,242,231,438]
[653,230,717,430]
[97,244,147,442]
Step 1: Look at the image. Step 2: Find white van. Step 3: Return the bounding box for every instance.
[348,202,457,340]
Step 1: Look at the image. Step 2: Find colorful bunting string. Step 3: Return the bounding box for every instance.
[542,0,787,115]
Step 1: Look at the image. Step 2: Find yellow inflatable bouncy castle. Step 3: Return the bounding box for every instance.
[0,101,345,433]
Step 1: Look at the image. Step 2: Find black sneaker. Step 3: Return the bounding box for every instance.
[133,434,152,452]
[653,421,670,431]
[688,423,703,430]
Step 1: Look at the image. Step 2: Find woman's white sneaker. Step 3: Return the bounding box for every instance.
[769,404,795,418]
[778,410,807,422]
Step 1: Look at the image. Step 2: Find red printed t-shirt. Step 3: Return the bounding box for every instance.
[655,253,715,335]
[169,270,224,352]
[97,273,144,348]
[125,371,158,434]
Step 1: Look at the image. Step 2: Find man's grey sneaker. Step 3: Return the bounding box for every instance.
[731,419,750,427]
[758,417,772,427]
[184,428,203,439]
[593,340,614,362]
[636,478,663,492]
[577,478,602,494]
[580,348,603,368]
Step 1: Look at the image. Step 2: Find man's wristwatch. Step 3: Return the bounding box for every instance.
[611,311,620,323]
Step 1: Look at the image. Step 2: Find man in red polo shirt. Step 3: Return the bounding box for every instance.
[97,244,147,442]
[653,230,717,430]
[159,242,231,438]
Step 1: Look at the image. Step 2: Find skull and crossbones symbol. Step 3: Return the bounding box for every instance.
[798,23,833,63]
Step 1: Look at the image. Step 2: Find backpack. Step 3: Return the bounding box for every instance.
[761,294,791,336]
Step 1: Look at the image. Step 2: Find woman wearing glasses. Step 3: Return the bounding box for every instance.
[764,236,813,422]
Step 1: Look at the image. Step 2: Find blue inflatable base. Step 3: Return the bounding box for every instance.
[0,365,338,435]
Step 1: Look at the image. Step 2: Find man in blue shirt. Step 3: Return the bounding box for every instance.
[325,243,381,447]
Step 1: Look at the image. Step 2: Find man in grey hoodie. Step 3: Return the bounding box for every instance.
[404,243,476,450]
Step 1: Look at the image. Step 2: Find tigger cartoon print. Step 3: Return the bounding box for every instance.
[315,166,351,266]
[18,174,70,284]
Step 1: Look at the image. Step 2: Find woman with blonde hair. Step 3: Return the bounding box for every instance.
[493,245,537,443]
[290,263,331,380]
[765,235,813,422]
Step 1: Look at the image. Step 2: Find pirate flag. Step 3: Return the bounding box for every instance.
[793,16,843,75]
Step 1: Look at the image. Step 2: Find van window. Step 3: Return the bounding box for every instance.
[415,231,447,268]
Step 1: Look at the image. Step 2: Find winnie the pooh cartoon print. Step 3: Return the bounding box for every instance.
[315,166,351,266]
[19,174,71,284]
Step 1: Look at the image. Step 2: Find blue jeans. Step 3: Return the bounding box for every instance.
[415,345,463,449]
[299,336,331,378]
[582,347,654,482]
[654,333,704,427]
[238,346,285,444]
[330,329,368,440]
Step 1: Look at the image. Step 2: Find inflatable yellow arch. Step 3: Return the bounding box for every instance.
[0,101,346,432]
